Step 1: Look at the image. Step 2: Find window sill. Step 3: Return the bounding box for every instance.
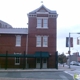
[36,46,41,47]
[15,45,21,47]
[43,46,48,47]
[36,27,48,29]
[15,63,20,65]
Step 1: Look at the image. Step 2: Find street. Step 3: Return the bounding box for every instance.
[0,71,73,80]
[64,65,80,79]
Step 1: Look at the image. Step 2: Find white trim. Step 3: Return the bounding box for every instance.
[36,18,48,29]
[36,27,48,29]
[0,28,28,34]
[36,36,41,47]
[15,44,21,47]
[36,12,49,14]
[14,53,21,65]
[43,36,48,47]
[37,17,48,19]
[15,63,20,65]
[15,35,21,47]
[43,19,48,28]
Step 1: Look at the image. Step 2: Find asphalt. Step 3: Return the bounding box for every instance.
[0,70,74,80]
[0,65,75,80]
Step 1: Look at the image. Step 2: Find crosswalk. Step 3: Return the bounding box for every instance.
[64,70,80,80]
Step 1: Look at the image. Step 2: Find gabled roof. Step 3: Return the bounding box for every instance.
[29,5,57,14]
[0,20,12,28]
[0,28,28,34]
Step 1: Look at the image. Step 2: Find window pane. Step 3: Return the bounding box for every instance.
[16,57,19,63]
[43,24,47,28]
[37,19,41,23]
[37,24,41,28]
[37,19,42,28]
[16,35,21,46]
[43,19,48,28]
[14,53,21,65]
[43,19,47,23]
[43,36,48,47]
[36,36,41,47]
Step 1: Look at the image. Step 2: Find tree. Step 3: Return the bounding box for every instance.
[58,52,67,67]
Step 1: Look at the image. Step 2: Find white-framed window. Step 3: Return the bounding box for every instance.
[37,19,42,28]
[43,19,48,28]
[37,18,48,29]
[43,36,48,47]
[14,53,21,65]
[36,36,41,47]
[15,35,21,47]
[36,35,48,47]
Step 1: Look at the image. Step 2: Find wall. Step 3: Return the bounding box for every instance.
[28,14,57,68]
[0,34,27,68]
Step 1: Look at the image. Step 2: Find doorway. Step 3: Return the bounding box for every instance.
[42,58,47,68]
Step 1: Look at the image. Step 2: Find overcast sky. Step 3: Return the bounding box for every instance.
[0,0,80,55]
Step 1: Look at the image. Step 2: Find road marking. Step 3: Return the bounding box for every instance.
[64,71,74,80]
[60,75,68,80]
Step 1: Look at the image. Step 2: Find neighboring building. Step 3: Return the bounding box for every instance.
[0,20,12,28]
[77,56,80,62]
[67,52,79,64]
[0,5,58,69]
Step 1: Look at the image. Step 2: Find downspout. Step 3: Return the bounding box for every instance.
[25,14,29,68]
[26,33,28,68]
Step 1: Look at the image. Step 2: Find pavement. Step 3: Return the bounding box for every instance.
[0,65,75,80]
[0,71,73,80]
[0,65,76,72]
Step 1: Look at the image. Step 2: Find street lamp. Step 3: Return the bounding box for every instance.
[68,32,80,69]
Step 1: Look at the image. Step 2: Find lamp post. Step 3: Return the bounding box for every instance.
[68,32,80,69]
[68,33,71,69]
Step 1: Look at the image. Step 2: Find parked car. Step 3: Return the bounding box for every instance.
[76,62,80,66]
[70,61,77,65]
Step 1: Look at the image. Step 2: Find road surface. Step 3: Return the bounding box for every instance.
[0,71,73,80]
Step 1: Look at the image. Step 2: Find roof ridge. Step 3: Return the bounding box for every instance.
[28,5,57,14]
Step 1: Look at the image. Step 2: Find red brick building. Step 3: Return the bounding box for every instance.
[0,5,58,69]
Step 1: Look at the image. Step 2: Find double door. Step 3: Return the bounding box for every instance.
[36,58,47,69]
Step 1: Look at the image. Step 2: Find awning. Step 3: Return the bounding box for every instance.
[42,52,49,58]
[0,54,35,58]
[0,52,49,58]
[34,51,49,58]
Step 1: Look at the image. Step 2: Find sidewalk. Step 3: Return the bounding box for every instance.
[58,64,76,71]
[0,65,76,72]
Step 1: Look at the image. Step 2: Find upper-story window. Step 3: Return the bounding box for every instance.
[37,18,48,29]
[43,36,48,47]
[15,35,21,47]
[36,36,41,47]
[43,19,48,28]
[37,19,42,28]
[36,35,48,47]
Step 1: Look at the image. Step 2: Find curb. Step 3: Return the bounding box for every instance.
[0,69,76,72]
[0,70,63,72]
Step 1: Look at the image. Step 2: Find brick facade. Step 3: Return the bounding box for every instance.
[0,5,58,69]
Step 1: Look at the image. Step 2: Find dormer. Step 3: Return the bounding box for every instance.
[27,5,58,18]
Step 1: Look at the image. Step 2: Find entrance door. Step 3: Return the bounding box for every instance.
[36,58,40,69]
[42,58,47,69]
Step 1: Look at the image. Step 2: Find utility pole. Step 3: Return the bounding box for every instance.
[69,32,71,69]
